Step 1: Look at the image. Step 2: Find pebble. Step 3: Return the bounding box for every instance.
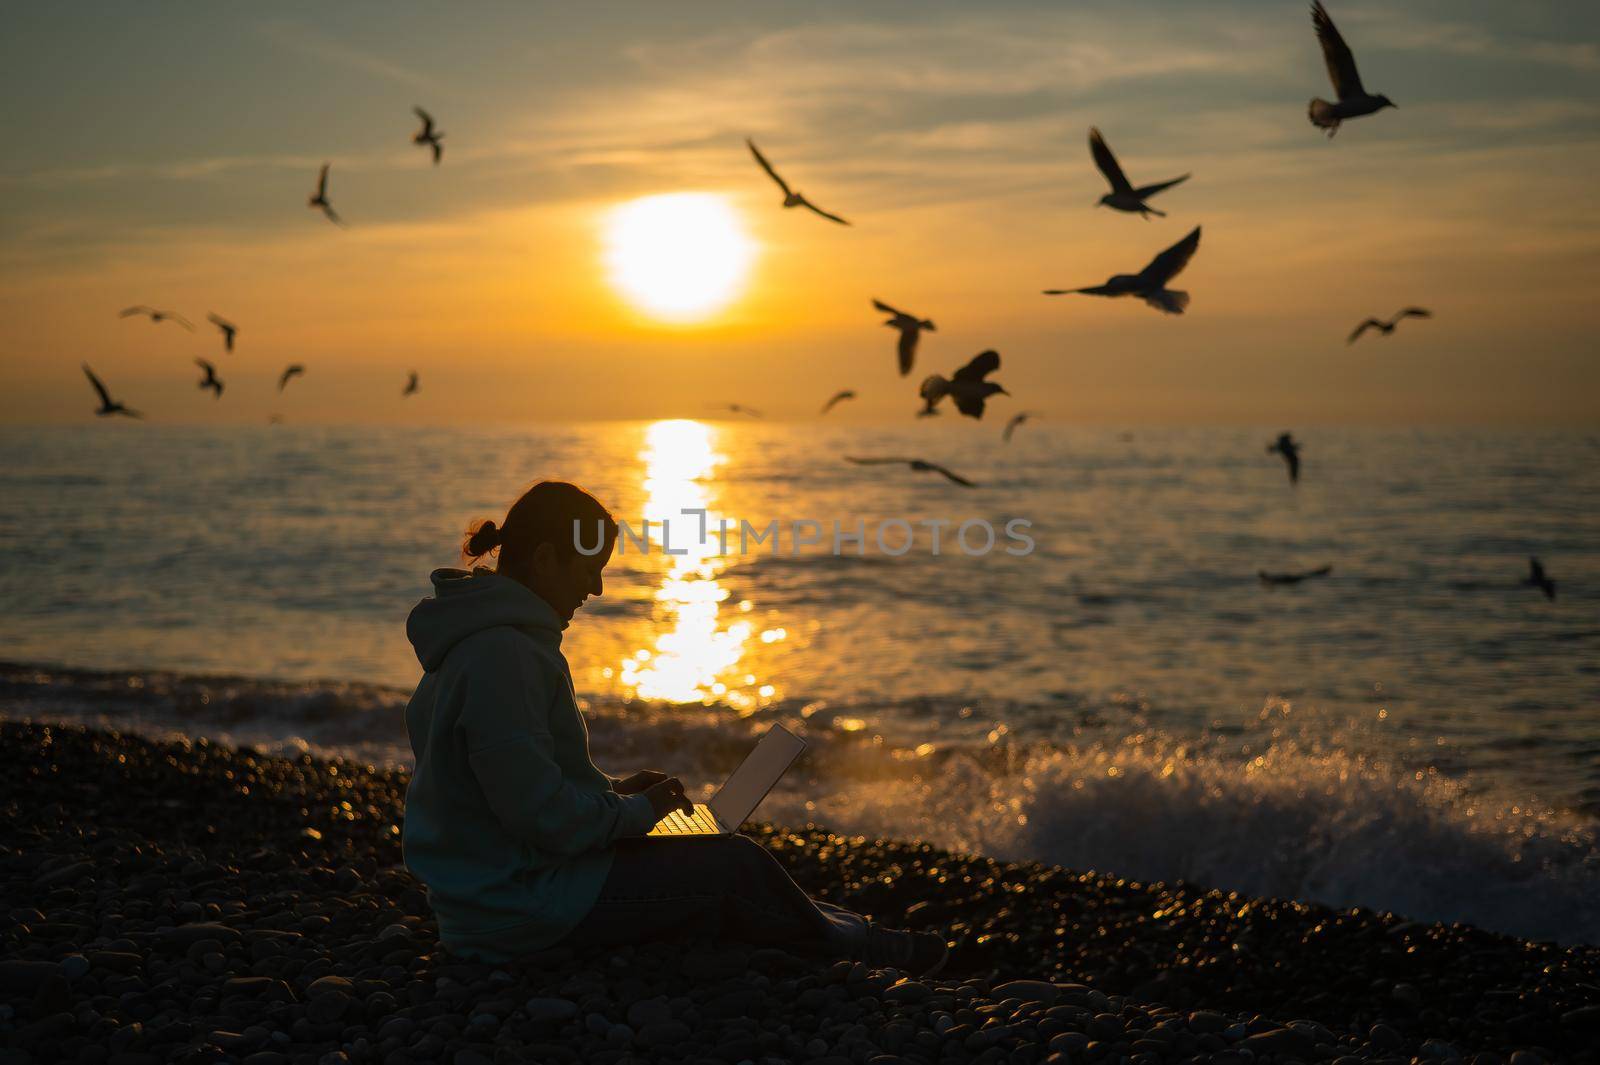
[525,997,579,1023]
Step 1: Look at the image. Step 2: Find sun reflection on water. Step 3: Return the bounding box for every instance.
[619,420,776,708]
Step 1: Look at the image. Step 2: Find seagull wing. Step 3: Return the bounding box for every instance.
[431,141,442,165]
[845,456,912,466]
[414,106,434,135]
[1088,127,1133,194]
[119,306,151,318]
[1311,0,1365,100]
[1003,413,1030,442]
[1529,557,1545,582]
[321,203,345,227]
[952,349,1000,383]
[798,196,850,225]
[1347,318,1382,344]
[821,390,853,414]
[897,328,918,376]
[746,139,792,197]
[1397,307,1432,322]
[1132,173,1190,199]
[928,463,976,487]
[170,312,194,330]
[1137,226,1201,287]
[317,163,330,198]
[83,364,114,407]
[195,358,215,378]
[873,298,907,317]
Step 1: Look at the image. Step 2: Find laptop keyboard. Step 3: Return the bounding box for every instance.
[652,806,720,835]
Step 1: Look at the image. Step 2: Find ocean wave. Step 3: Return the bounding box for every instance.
[4,661,1597,946]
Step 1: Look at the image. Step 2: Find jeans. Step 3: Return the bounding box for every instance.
[561,833,868,954]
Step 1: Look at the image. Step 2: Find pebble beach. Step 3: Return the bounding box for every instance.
[3,720,1598,1065]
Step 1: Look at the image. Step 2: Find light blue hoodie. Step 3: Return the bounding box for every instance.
[401,568,656,961]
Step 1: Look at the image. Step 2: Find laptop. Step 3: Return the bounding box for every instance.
[647,723,806,837]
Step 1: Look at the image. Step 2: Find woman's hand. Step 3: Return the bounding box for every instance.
[614,770,670,795]
[642,777,694,820]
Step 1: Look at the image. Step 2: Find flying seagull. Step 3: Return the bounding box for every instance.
[1089,128,1190,218]
[194,358,224,399]
[1045,227,1201,315]
[1267,431,1302,485]
[747,139,850,226]
[119,306,193,330]
[412,107,444,165]
[1523,557,1556,601]
[1259,564,1333,586]
[308,164,344,227]
[846,456,976,488]
[279,364,305,392]
[207,313,237,352]
[1308,1,1396,136]
[919,349,1008,420]
[82,364,141,419]
[821,389,856,415]
[1003,411,1035,443]
[1348,307,1431,344]
[872,299,935,376]
[711,403,763,418]
[403,371,420,397]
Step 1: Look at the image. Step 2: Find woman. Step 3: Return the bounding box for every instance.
[402,480,947,975]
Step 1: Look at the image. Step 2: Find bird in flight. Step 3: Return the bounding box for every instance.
[747,139,850,226]
[846,456,976,488]
[1259,565,1333,586]
[1348,308,1431,344]
[711,403,763,418]
[872,299,935,376]
[1523,557,1556,601]
[308,164,344,226]
[119,306,193,330]
[1003,411,1035,443]
[1045,226,1201,315]
[403,371,420,397]
[1308,1,1396,136]
[412,107,444,165]
[821,390,856,415]
[279,364,306,392]
[1267,432,1303,484]
[194,359,224,399]
[82,364,141,419]
[207,313,237,352]
[919,350,1008,420]
[1088,128,1189,218]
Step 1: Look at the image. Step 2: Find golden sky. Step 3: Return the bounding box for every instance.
[2,1,1597,425]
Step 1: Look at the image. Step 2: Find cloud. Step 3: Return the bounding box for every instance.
[256,19,437,90]
[1341,7,1600,71]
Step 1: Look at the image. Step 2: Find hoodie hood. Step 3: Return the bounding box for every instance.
[407,568,563,672]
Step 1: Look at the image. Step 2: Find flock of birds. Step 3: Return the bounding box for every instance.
[73,3,1554,600]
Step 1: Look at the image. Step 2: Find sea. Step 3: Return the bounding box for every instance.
[2,421,1598,944]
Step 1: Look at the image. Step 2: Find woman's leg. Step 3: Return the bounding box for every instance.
[561,834,868,954]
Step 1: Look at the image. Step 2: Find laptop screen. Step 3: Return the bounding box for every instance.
[709,723,806,830]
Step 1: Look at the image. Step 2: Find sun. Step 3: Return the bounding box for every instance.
[603,193,756,322]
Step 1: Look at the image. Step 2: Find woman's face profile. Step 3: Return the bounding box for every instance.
[529,538,614,626]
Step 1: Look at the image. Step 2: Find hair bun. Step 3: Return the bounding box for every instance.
[464,519,503,559]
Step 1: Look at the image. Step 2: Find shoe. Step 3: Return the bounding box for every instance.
[863,924,950,978]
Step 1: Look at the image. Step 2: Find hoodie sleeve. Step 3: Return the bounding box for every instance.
[460,634,656,853]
